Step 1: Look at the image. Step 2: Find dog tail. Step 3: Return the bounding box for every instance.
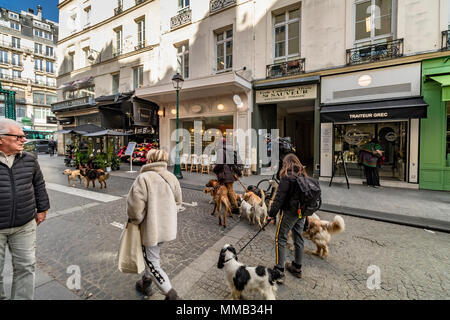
[326,215,345,234]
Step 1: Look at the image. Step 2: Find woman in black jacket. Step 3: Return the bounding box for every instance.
[267,153,306,283]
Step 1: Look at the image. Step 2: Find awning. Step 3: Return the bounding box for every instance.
[429,75,450,101]
[83,129,130,137]
[73,76,94,87]
[320,96,428,122]
[55,124,104,135]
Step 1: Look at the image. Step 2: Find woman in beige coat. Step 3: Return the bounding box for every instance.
[127,149,182,299]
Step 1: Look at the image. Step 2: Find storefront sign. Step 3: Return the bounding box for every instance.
[135,126,154,135]
[51,96,95,112]
[348,112,389,120]
[256,85,317,103]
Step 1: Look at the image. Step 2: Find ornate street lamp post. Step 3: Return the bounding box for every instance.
[172,73,184,179]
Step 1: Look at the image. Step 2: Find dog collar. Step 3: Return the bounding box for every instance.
[223,255,236,264]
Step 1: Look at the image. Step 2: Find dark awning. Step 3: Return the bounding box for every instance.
[320,96,428,122]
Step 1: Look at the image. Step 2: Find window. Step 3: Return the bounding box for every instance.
[46,77,56,87]
[16,106,26,119]
[0,68,9,79]
[112,73,120,94]
[68,53,74,72]
[84,6,91,26]
[33,92,46,105]
[178,0,190,10]
[215,29,233,72]
[0,50,8,64]
[10,21,20,30]
[11,37,20,49]
[136,19,145,48]
[354,0,394,44]
[46,46,54,57]
[34,107,53,121]
[46,61,54,73]
[35,29,53,40]
[0,103,4,117]
[273,8,300,62]
[35,43,43,55]
[176,44,189,79]
[46,94,57,105]
[133,66,144,89]
[35,74,45,85]
[12,70,21,79]
[35,58,44,71]
[12,53,20,66]
[115,28,123,55]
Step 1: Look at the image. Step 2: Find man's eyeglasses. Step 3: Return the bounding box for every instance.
[3,134,27,141]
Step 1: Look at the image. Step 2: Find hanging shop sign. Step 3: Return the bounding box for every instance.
[256,84,317,103]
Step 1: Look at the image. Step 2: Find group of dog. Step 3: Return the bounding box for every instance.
[209,178,346,300]
[63,167,110,189]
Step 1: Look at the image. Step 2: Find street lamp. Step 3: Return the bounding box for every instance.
[172,72,184,179]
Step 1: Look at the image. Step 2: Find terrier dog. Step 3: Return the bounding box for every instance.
[205,179,233,228]
[302,213,345,257]
[217,244,282,300]
[63,169,82,187]
[238,199,254,224]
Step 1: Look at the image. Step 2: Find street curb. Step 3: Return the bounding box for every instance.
[320,204,450,234]
[180,183,450,234]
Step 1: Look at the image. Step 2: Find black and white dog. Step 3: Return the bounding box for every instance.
[217,244,282,300]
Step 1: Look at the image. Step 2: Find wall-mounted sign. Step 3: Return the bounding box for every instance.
[256,84,317,103]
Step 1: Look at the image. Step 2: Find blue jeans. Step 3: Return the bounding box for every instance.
[0,219,37,300]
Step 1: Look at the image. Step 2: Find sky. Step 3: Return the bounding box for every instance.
[0,0,59,22]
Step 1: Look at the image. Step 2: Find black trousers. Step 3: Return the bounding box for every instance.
[364,165,380,186]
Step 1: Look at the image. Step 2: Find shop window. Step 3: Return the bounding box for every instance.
[273,7,300,63]
[0,103,4,117]
[215,28,233,72]
[354,0,395,46]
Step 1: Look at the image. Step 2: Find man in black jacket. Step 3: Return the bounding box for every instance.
[0,118,50,300]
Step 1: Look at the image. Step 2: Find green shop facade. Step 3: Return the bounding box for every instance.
[421,57,450,191]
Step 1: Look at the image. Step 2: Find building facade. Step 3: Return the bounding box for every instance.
[0,5,58,138]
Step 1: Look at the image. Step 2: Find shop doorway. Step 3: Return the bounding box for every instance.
[334,121,408,181]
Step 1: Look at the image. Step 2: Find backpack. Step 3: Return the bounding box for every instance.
[295,175,322,216]
[278,137,296,155]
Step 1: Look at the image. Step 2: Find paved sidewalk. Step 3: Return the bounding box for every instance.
[111,167,450,232]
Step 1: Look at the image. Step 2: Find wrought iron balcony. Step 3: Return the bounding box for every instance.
[266,58,305,79]
[442,30,450,50]
[114,6,123,16]
[210,0,236,14]
[170,9,192,30]
[346,39,404,65]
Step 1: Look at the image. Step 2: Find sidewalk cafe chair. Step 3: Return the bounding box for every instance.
[243,158,252,176]
[200,154,210,174]
[180,153,189,171]
[190,154,200,173]
[209,154,217,171]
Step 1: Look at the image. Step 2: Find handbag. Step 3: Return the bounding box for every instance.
[117,222,146,274]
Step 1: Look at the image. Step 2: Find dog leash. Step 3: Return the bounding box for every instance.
[235,220,271,256]
[234,175,247,192]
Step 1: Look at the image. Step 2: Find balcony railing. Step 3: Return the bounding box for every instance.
[266,58,305,79]
[170,9,192,30]
[442,30,450,50]
[114,6,123,15]
[210,0,236,14]
[346,39,404,65]
[135,41,146,51]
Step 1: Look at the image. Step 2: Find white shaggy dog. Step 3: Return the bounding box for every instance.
[217,244,282,300]
[238,199,254,223]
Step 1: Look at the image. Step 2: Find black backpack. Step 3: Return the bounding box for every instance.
[295,175,322,216]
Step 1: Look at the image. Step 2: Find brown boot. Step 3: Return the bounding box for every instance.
[135,276,154,296]
[285,262,302,278]
[164,288,181,300]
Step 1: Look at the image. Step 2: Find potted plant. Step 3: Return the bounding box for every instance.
[111,154,121,171]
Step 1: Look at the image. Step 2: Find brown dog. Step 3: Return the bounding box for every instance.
[63,169,82,187]
[97,170,109,189]
[205,179,233,228]
[79,167,106,189]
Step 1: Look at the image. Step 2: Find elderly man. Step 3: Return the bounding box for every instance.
[0,118,49,300]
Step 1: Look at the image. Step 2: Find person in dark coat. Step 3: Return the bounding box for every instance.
[48,138,56,156]
[358,138,384,188]
[267,153,307,283]
[212,138,243,214]
[0,119,50,300]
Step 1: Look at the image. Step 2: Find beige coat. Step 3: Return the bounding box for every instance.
[126,162,182,247]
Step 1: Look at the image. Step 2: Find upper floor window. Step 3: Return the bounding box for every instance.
[34,29,53,40]
[33,92,46,106]
[136,18,145,48]
[46,46,54,57]
[68,53,74,72]
[273,8,300,63]
[178,0,190,11]
[114,27,123,55]
[10,21,20,31]
[176,43,189,79]
[354,0,394,45]
[0,50,8,64]
[84,6,91,26]
[215,29,233,72]
[0,68,9,79]
[35,58,44,71]
[35,43,43,55]
[12,70,21,79]
[12,53,20,66]
[46,61,54,73]
[133,66,144,89]
[11,37,20,49]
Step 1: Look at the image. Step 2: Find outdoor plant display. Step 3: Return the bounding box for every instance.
[117,142,159,164]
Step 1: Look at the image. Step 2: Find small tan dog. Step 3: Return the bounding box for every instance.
[302,213,345,257]
[97,171,110,189]
[205,179,233,228]
[63,169,82,187]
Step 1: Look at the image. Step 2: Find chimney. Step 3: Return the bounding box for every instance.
[37,5,42,20]
[28,8,35,14]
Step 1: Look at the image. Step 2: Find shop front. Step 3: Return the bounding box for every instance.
[420,57,450,191]
[253,77,320,175]
[320,63,428,187]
